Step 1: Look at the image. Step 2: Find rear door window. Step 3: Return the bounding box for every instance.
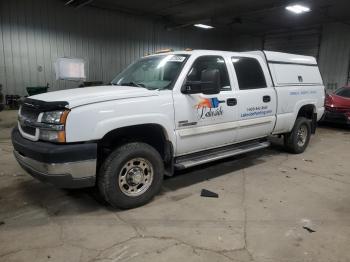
[232,57,267,90]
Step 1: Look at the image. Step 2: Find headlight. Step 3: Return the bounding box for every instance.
[39,110,69,143]
[41,110,69,124]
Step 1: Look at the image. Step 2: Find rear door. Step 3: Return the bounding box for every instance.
[230,56,277,142]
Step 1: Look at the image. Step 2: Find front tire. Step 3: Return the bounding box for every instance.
[98,142,164,209]
[284,117,311,154]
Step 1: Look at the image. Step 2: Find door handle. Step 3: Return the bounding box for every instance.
[263,95,271,103]
[227,98,237,106]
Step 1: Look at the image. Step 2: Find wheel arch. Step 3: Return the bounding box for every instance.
[296,104,317,134]
[283,101,317,134]
[97,124,174,171]
[297,104,316,119]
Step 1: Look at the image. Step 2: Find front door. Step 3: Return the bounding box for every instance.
[173,55,238,156]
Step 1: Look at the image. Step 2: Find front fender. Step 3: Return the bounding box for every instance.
[93,114,176,145]
[65,93,176,147]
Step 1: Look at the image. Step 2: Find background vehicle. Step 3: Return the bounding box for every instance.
[12,50,325,209]
[323,86,350,125]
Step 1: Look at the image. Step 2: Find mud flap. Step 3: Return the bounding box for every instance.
[311,113,317,134]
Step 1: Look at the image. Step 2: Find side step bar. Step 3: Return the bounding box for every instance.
[174,140,270,169]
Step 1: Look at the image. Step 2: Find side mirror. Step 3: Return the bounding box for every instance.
[182,69,221,95]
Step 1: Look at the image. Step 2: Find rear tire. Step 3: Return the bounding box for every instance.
[284,117,311,154]
[98,142,164,209]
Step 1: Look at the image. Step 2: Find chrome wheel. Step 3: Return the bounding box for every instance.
[296,124,308,147]
[118,158,154,197]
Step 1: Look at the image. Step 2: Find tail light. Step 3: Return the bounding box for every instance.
[325,94,332,105]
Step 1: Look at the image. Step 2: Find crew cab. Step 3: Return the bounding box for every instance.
[12,50,325,209]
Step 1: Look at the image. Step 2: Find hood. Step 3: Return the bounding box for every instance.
[326,94,350,108]
[29,86,159,108]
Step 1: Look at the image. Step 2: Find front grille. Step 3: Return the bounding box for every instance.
[19,104,41,137]
[21,104,41,122]
[21,125,36,136]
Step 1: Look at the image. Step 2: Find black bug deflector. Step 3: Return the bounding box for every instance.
[22,98,69,112]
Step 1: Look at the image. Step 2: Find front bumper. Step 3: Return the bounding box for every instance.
[12,127,97,188]
[323,111,350,125]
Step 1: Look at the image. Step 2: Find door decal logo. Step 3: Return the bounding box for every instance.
[195,97,224,120]
[195,97,223,109]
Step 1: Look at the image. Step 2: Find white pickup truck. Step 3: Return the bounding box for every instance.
[12,50,325,209]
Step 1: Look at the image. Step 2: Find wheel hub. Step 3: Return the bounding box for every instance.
[118,158,154,197]
[127,168,143,185]
[296,125,308,147]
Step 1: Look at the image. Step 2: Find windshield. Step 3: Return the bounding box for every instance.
[335,87,350,98]
[111,54,189,90]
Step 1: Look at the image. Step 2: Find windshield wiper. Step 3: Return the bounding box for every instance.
[118,82,145,88]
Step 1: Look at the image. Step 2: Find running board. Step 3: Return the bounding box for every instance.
[174,141,270,169]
